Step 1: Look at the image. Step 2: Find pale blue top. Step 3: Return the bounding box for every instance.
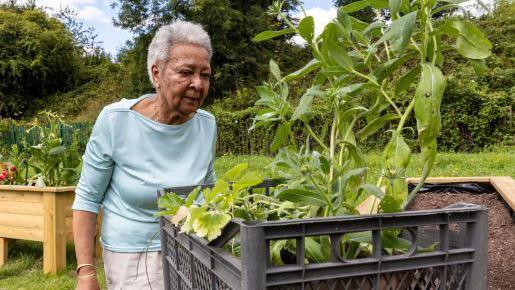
[72,94,217,252]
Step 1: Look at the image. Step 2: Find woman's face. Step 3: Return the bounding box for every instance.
[152,43,211,116]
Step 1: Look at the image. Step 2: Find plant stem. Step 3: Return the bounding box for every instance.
[307,173,333,212]
[396,97,416,133]
[303,120,328,151]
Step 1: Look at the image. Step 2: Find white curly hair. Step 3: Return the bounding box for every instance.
[147,20,212,87]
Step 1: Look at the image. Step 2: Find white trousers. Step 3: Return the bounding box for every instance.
[103,249,164,290]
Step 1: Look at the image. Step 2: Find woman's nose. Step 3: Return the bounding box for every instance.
[189,74,202,90]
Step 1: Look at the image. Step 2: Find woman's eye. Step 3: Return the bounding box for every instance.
[201,73,211,79]
[179,70,193,76]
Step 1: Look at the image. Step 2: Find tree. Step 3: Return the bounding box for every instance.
[111,0,310,98]
[0,5,81,118]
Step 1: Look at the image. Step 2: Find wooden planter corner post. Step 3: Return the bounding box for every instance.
[43,190,67,274]
[0,186,103,274]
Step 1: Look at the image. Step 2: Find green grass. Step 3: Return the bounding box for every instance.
[215,148,514,179]
[2,149,513,289]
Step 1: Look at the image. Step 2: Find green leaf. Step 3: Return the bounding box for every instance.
[326,39,354,71]
[48,146,66,155]
[270,59,281,81]
[358,114,400,140]
[320,156,330,175]
[367,0,389,9]
[395,66,421,95]
[379,195,402,212]
[359,184,385,198]
[270,240,288,265]
[283,59,320,82]
[341,0,370,13]
[414,63,447,146]
[234,171,263,191]
[305,237,328,263]
[471,59,487,77]
[446,20,492,59]
[384,133,411,170]
[364,21,384,36]
[376,11,417,57]
[276,188,326,207]
[224,163,248,182]
[381,230,410,250]
[158,193,184,213]
[252,28,296,42]
[211,179,230,196]
[270,122,291,153]
[291,86,323,121]
[184,187,201,207]
[193,211,231,241]
[373,52,416,81]
[181,206,205,233]
[298,16,315,43]
[439,0,469,4]
[154,209,180,217]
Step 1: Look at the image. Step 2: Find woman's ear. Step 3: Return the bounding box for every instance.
[151,64,160,88]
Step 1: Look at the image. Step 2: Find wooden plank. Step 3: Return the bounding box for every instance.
[0,191,43,203]
[490,176,515,211]
[0,185,76,193]
[43,192,67,274]
[0,225,43,241]
[0,238,8,266]
[406,176,492,183]
[0,201,43,215]
[0,213,44,229]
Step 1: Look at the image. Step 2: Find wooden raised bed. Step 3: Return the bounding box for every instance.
[0,185,102,274]
[406,176,515,212]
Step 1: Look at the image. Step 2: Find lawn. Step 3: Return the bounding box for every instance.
[0,149,513,289]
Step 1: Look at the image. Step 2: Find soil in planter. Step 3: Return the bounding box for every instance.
[408,192,515,290]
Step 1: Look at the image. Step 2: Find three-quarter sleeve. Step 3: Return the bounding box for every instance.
[72,108,114,214]
[203,124,217,185]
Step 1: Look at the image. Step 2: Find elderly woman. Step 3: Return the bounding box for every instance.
[72,20,216,290]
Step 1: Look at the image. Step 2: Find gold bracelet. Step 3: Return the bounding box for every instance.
[76,263,95,274]
[77,272,96,279]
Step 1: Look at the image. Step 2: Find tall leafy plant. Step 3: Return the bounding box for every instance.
[252,0,491,214]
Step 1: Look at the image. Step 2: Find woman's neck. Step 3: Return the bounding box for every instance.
[133,94,194,125]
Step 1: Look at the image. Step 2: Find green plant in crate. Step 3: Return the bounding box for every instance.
[25,111,82,186]
[156,163,311,242]
[246,1,491,262]
[252,1,492,213]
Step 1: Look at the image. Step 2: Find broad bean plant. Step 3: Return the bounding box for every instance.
[251,0,492,215]
[157,1,491,262]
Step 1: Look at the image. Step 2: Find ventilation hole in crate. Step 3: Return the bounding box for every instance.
[193,259,212,290]
[333,232,375,261]
[177,243,192,282]
[222,235,241,257]
[166,238,177,265]
[416,225,440,253]
[214,276,232,290]
[303,235,332,264]
[380,228,417,257]
[448,222,466,249]
[380,267,444,290]
[446,263,468,290]
[269,239,297,266]
[169,261,179,290]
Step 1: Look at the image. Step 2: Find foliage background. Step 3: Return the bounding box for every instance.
[0,1,513,153]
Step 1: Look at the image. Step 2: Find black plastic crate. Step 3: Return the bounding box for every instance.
[159,182,487,290]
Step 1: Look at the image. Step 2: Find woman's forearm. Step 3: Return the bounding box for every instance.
[73,210,98,269]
